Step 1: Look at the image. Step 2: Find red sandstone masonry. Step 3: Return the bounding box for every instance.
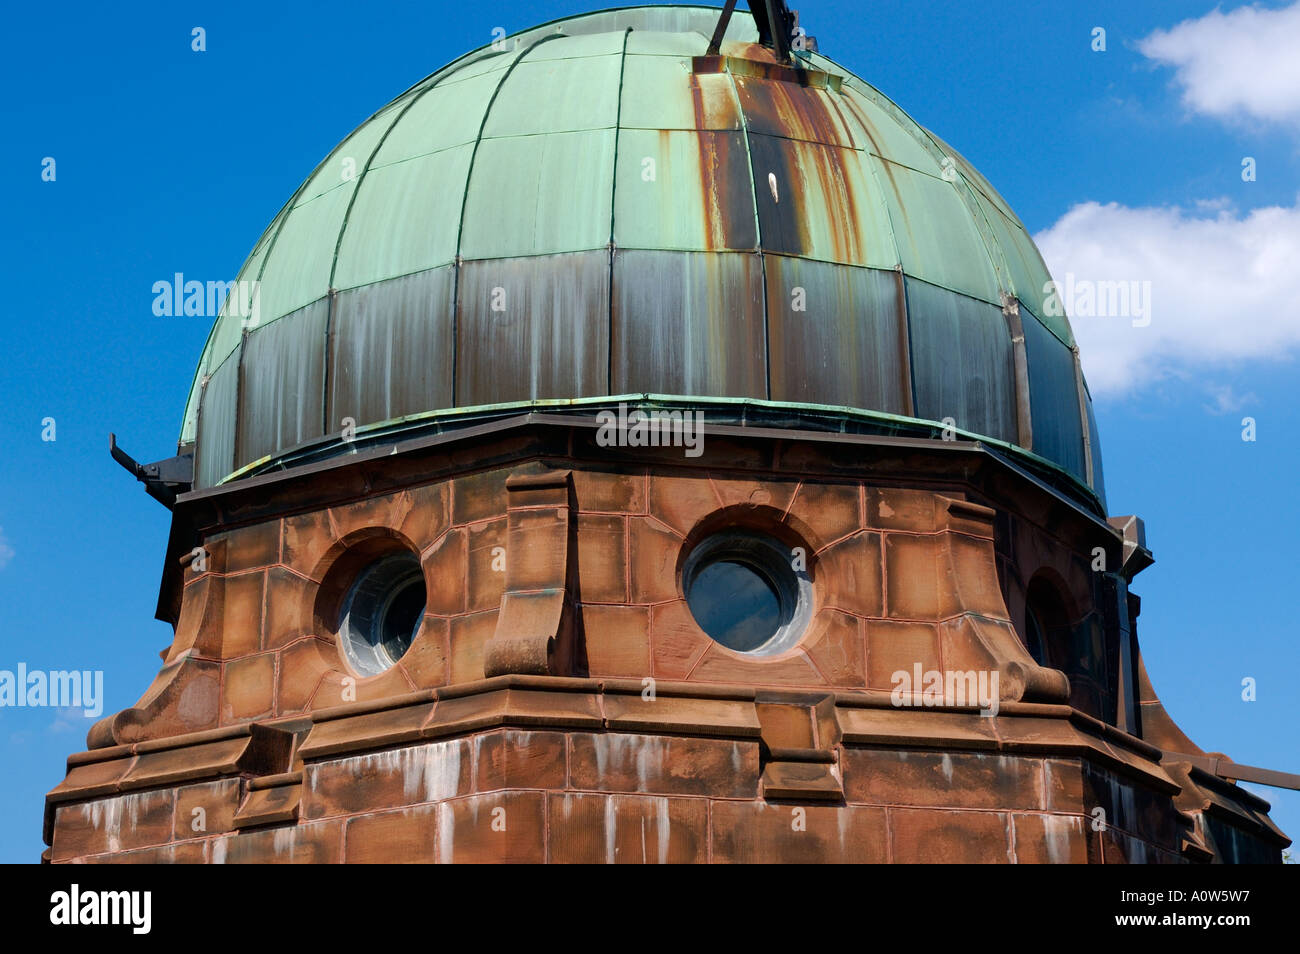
[44,713,1203,864]
[50,433,1281,863]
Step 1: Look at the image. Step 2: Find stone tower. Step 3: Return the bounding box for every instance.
[45,4,1290,863]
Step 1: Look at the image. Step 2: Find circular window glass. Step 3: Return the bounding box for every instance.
[683,530,811,655]
[339,552,426,676]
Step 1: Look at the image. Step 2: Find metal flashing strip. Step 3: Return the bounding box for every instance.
[207,393,1102,511]
[176,405,1111,540]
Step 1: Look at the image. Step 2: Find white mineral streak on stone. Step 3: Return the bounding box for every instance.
[400,747,426,801]
[332,743,460,808]
[355,740,461,804]
[211,838,227,864]
[640,817,648,865]
[273,826,295,859]
[941,753,954,784]
[605,797,617,864]
[1129,836,1150,864]
[731,743,742,774]
[438,802,455,863]
[633,735,664,792]
[656,797,670,864]
[1104,775,1137,832]
[1043,814,1082,864]
[470,734,484,791]
[87,796,125,853]
[594,733,613,779]
[429,741,462,802]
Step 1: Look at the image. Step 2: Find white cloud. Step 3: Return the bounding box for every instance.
[1139,2,1300,128]
[48,708,86,734]
[1033,198,1300,395]
[1203,383,1258,415]
[0,528,12,571]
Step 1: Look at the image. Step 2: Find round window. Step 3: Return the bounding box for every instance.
[338,551,426,676]
[683,530,811,655]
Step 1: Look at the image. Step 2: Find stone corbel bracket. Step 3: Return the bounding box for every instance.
[935,495,1070,704]
[86,536,232,749]
[757,693,844,801]
[483,471,582,678]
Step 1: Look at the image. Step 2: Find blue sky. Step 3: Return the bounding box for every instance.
[1,0,1296,862]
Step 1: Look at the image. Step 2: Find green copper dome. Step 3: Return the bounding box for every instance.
[182,4,1103,507]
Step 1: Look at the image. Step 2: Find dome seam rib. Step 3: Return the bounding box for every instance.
[606,27,634,396]
[813,52,1016,307]
[449,32,567,407]
[834,90,914,415]
[719,58,768,400]
[326,60,465,290]
[319,73,452,439]
[202,54,486,472]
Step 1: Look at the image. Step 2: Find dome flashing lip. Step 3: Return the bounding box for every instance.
[204,394,1104,518]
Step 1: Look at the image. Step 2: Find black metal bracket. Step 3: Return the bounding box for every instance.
[707,0,739,55]
[110,433,193,509]
[708,0,801,62]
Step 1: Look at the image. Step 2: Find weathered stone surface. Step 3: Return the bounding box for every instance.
[883,534,943,620]
[302,738,472,820]
[217,520,281,575]
[449,611,498,683]
[576,513,627,603]
[864,620,942,690]
[173,778,241,841]
[710,802,887,863]
[786,481,862,549]
[689,644,823,687]
[801,609,866,687]
[817,532,884,618]
[628,516,682,605]
[223,652,276,723]
[82,841,207,864]
[345,804,438,863]
[221,571,265,657]
[436,792,545,863]
[548,793,707,863]
[469,730,567,793]
[842,749,1045,811]
[451,468,509,527]
[233,783,301,829]
[213,820,343,864]
[1011,813,1089,863]
[647,473,718,537]
[580,604,651,678]
[423,527,468,616]
[760,760,843,801]
[888,808,1011,863]
[571,468,646,515]
[262,566,315,651]
[52,790,176,860]
[466,519,507,614]
[568,733,759,798]
[649,600,712,680]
